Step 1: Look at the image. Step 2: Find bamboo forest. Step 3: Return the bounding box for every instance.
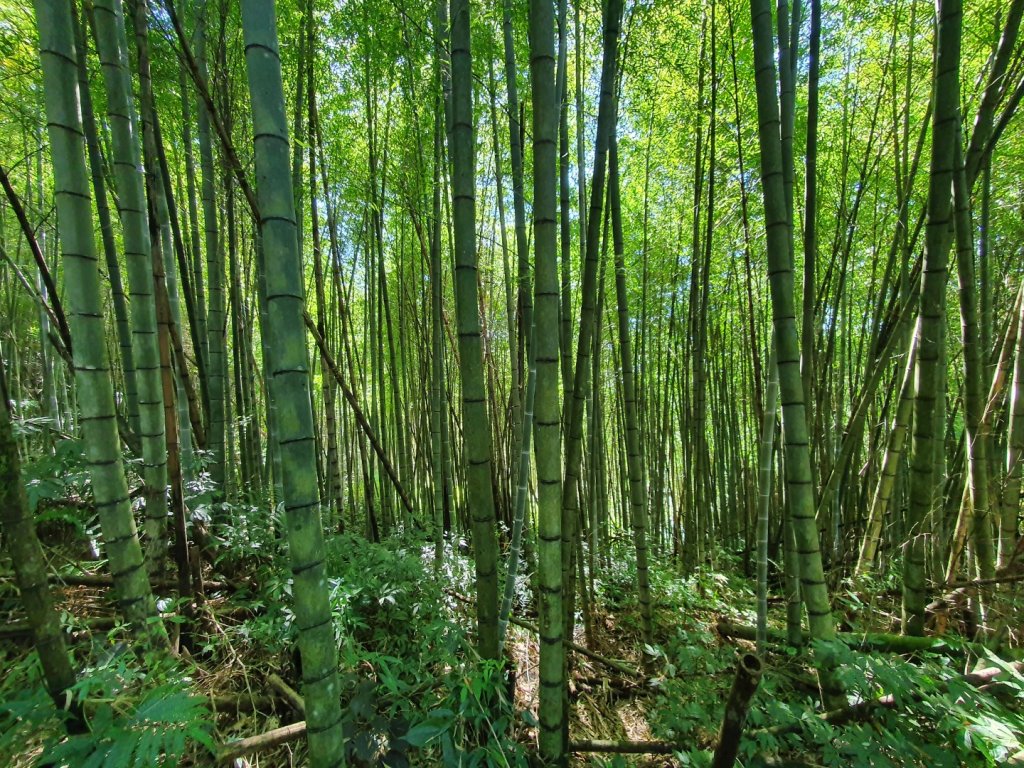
[2,0,1024,763]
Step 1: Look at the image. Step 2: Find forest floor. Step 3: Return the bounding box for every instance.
[2,524,1023,767]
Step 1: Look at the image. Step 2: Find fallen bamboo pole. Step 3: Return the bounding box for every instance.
[939,572,1024,591]
[81,693,277,715]
[569,662,1024,757]
[0,615,118,639]
[49,572,242,592]
[570,739,679,754]
[0,603,256,641]
[217,721,307,763]
[716,618,995,657]
[267,672,305,716]
[569,740,819,766]
[507,614,639,678]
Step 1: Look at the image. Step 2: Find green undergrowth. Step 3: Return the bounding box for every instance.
[0,474,530,767]
[593,554,1024,768]
[222,529,530,767]
[0,634,216,767]
[3,462,1021,768]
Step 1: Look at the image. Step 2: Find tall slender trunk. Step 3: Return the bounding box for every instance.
[32,0,165,648]
[904,0,960,636]
[197,0,226,496]
[1002,285,1024,569]
[75,9,136,436]
[748,0,839,705]
[857,327,919,575]
[501,0,531,390]
[179,64,209,422]
[93,0,170,574]
[132,0,198,574]
[951,132,995,583]
[307,30,343,519]
[561,0,623,642]
[529,0,564,757]
[487,58,520,511]
[609,130,653,643]
[448,0,500,661]
[239,0,344,762]
[431,84,446,567]
[756,342,779,652]
[801,0,820,418]
[557,0,572,420]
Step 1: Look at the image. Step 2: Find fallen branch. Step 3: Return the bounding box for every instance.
[0,615,117,640]
[159,0,259,219]
[304,311,416,520]
[0,163,73,356]
[267,673,305,716]
[716,619,990,657]
[0,241,69,364]
[508,615,639,678]
[939,571,1024,591]
[208,694,277,713]
[926,573,1024,637]
[50,573,243,592]
[569,740,818,765]
[570,739,679,754]
[82,693,277,715]
[1,605,248,640]
[757,660,1024,737]
[217,721,306,763]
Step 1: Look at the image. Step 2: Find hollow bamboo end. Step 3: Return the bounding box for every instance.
[740,652,763,677]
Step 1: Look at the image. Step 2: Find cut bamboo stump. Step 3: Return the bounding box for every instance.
[711,652,763,768]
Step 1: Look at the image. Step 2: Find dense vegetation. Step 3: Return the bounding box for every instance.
[0,0,1023,764]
